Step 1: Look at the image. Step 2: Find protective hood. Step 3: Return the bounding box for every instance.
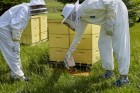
[62,0,79,23]
[29,0,47,15]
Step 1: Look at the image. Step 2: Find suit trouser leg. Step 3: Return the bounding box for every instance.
[98,26,114,70]
[0,32,24,77]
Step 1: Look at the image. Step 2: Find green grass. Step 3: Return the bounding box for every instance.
[0,0,140,92]
[0,23,140,93]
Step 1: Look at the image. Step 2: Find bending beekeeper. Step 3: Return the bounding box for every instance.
[0,0,47,81]
[62,0,130,87]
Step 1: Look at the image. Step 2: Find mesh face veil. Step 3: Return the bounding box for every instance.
[62,1,79,31]
[29,0,47,15]
[63,10,76,31]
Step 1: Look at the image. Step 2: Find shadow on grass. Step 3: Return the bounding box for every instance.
[21,68,63,93]
[22,57,115,93]
[22,66,115,93]
[0,59,15,84]
[55,75,114,93]
[0,70,15,84]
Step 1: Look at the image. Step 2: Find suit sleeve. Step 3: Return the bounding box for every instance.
[10,7,29,41]
[104,1,116,33]
[66,20,88,58]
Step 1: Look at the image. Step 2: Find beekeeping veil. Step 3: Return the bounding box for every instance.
[29,0,47,15]
[62,0,79,31]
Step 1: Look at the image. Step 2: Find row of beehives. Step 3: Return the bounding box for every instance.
[48,20,100,65]
[20,17,100,65]
[20,16,48,45]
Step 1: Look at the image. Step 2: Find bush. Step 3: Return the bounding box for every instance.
[0,0,30,15]
[123,0,140,26]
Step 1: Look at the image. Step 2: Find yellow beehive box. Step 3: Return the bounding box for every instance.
[39,16,48,40]
[49,34,69,48]
[20,35,39,45]
[49,48,100,64]
[69,24,100,35]
[70,34,99,49]
[73,48,100,64]
[92,25,100,35]
[49,48,68,62]
[21,16,40,45]
[48,19,69,35]
[48,19,100,65]
[22,16,40,36]
[40,31,47,40]
[39,16,48,32]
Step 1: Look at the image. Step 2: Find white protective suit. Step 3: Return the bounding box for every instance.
[0,0,47,78]
[66,0,130,75]
[0,3,30,77]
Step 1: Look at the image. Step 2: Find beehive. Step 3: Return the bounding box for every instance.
[39,16,48,41]
[20,16,48,45]
[21,16,40,45]
[48,19,100,65]
[73,49,100,64]
[70,25,100,64]
[49,48,68,62]
[49,34,70,48]
[48,20,69,35]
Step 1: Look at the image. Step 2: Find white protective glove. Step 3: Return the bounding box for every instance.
[64,51,75,69]
[105,24,114,36]
[12,30,23,41]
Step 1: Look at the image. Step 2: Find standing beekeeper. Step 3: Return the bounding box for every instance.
[62,0,130,87]
[0,0,47,81]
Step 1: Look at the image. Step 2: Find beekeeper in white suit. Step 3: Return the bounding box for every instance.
[0,0,47,81]
[62,0,130,87]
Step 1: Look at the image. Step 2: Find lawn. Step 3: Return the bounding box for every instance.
[0,0,140,93]
[0,21,140,93]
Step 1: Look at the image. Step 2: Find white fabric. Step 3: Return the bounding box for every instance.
[66,19,88,58]
[62,0,79,23]
[64,19,76,31]
[30,8,46,11]
[29,0,47,15]
[0,3,30,77]
[12,30,23,41]
[30,0,46,6]
[9,3,30,41]
[64,55,75,69]
[62,4,75,23]
[65,0,130,75]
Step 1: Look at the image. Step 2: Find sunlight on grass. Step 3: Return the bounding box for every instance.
[0,3,140,91]
[0,23,140,92]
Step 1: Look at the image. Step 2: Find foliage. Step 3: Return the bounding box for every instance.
[46,0,64,13]
[123,0,140,26]
[0,0,30,15]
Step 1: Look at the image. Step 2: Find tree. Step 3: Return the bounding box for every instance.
[123,0,140,26]
[0,0,29,16]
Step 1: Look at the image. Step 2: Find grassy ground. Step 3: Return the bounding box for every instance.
[0,22,140,93]
[0,0,140,93]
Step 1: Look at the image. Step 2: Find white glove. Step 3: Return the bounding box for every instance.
[12,30,22,41]
[105,24,114,36]
[64,50,75,69]
[64,55,75,69]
